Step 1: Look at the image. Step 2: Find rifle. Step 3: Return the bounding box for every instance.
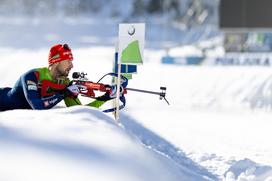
[71,72,170,112]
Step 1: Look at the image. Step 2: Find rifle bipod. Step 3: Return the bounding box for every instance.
[126,87,170,105]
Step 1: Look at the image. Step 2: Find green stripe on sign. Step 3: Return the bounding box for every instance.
[121,40,142,64]
[122,73,133,80]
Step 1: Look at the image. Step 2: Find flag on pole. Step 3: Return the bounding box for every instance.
[118,23,145,65]
[114,23,145,121]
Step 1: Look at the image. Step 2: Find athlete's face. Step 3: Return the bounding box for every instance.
[57,59,73,77]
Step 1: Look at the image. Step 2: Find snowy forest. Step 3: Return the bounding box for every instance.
[0,0,218,27]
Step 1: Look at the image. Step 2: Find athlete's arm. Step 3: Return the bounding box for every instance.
[21,72,64,110]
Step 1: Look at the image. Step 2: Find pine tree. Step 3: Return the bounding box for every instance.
[132,0,146,15]
[147,0,163,14]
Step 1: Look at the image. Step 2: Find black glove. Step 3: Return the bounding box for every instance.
[96,92,112,101]
[96,85,124,101]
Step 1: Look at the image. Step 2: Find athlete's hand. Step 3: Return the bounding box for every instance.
[108,85,124,98]
[64,84,80,98]
[96,85,124,101]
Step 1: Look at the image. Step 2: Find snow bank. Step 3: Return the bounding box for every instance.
[224,159,272,181]
[0,106,214,181]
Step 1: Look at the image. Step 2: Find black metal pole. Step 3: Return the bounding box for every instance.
[126,87,162,96]
[126,87,170,105]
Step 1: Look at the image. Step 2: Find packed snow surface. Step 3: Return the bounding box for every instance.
[1,16,272,181]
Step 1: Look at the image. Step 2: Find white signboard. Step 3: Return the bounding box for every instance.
[118,23,145,64]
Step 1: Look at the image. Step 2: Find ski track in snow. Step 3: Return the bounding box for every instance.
[120,113,217,180]
[120,113,272,181]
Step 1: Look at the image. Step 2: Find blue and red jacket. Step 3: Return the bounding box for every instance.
[0,67,71,111]
[0,67,107,111]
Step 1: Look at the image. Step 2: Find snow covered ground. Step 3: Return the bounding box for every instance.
[0,106,214,181]
[1,17,272,181]
[1,46,272,181]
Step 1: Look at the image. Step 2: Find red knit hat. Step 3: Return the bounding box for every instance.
[48,44,73,65]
